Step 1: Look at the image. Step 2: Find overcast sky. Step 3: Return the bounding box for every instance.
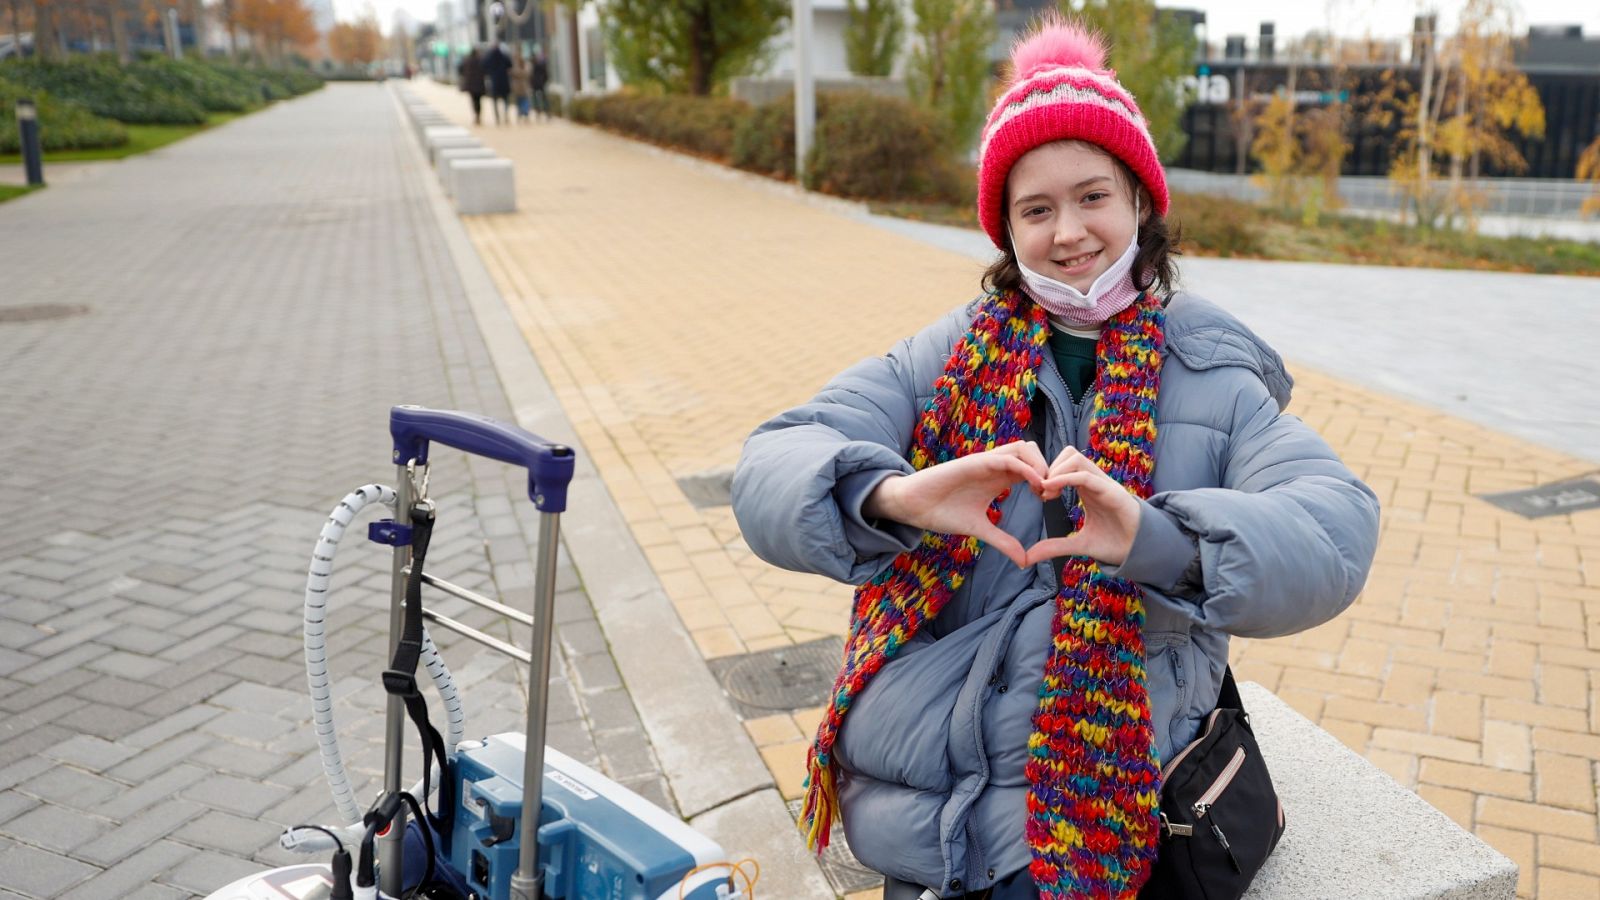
[335,0,1600,41]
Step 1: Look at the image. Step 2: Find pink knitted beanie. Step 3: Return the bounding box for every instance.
[977,18,1169,251]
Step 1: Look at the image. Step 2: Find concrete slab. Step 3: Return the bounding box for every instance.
[1242,681,1518,899]
[690,789,834,899]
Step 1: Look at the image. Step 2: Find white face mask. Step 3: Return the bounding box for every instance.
[1012,194,1142,323]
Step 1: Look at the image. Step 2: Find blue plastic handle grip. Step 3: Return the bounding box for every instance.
[390,406,575,512]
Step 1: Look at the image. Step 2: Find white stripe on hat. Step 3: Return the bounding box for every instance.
[980,69,1153,157]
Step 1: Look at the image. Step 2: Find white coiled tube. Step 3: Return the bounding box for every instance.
[301,484,465,828]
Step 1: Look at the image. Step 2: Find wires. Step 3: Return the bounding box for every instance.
[678,858,761,899]
[291,824,352,900]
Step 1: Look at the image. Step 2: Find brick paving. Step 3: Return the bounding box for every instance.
[0,84,675,897]
[409,76,1600,898]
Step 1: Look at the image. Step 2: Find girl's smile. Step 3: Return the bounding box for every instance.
[1007,140,1142,293]
[1052,249,1101,276]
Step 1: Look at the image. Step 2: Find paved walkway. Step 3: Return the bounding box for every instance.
[0,84,676,897]
[411,77,1600,899]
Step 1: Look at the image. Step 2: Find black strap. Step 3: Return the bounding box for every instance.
[1217,665,1245,713]
[381,504,453,835]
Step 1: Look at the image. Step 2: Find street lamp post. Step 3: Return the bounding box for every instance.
[792,0,814,187]
[165,7,182,60]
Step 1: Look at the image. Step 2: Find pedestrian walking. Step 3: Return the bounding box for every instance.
[458,47,485,125]
[529,49,551,122]
[511,49,531,123]
[731,16,1379,900]
[484,42,513,126]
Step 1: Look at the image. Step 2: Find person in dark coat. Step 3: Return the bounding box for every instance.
[458,48,486,125]
[483,42,513,126]
[530,49,551,121]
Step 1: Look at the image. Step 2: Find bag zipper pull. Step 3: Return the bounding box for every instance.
[1208,817,1242,873]
[1160,812,1193,838]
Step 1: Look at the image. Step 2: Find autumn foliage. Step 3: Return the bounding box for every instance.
[235,0,317,62]
[327,17,383,68]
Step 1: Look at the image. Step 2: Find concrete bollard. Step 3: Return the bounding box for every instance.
[427,134,482,166]
[451,158,515,215]
[436,147,498,196]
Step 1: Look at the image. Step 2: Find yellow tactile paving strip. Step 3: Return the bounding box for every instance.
[409,79,1600,898]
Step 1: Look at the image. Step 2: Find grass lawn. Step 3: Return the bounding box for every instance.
[872,190,1600,278]
[0,112,246,165]
[0,184,40,204]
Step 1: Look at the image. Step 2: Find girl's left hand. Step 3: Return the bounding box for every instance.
[1024,446,1140,567]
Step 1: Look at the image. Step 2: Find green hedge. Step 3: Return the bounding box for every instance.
[730,95,805,179]
[571,92,746,160]
[0,57,206,124]
[571,89,965,204]
[129,56,258,113]
[806,92,965,203]
[0,77,128,153]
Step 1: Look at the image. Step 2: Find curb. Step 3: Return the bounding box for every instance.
[386,85,836,898]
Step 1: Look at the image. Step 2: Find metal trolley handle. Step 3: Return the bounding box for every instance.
[382,405,577,900]
[390,405,575,512]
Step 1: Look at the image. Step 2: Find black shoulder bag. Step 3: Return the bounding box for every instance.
[1138,667,1286,899]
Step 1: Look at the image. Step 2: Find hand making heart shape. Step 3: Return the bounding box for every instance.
[862,441,1141,569]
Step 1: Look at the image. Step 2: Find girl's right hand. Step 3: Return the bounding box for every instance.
[863,441,1050,568]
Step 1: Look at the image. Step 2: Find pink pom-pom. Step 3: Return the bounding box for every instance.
[1008,15,1107,84]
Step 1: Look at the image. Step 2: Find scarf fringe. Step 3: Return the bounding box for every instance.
[799,749,837,852]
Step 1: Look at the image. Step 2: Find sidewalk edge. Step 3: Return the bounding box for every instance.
[386,86,836,897]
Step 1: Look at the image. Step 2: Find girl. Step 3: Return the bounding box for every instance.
[731,17,1380,900]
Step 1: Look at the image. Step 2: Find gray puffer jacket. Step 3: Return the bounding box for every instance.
[731,292,1379,896]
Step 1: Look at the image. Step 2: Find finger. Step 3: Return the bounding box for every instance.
[1039,471,1093,494]
[1023,536,1080,566]
[994,455,1045,493]
[1048,444,1083,473]
[975,524,1029,568]
[1008,440,1051,477]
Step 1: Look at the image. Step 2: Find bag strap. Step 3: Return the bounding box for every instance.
[380,503,454,834]
[1217,665,1245,713]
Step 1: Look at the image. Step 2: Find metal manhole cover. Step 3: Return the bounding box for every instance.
[1479,478,1600,518]
[784,798,884,894]
[0,304,89,323]
[708,637,842,718]
[675,467,735,509]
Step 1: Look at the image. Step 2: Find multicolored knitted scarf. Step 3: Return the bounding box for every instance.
[799,289,1165,899]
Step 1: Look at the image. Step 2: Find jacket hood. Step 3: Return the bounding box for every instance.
[1161,291,1293,411]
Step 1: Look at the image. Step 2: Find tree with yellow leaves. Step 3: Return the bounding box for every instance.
[1373,0,1543,230]
[235,0,316,63]
[1578,136,1600,218]
[328,15,383,68]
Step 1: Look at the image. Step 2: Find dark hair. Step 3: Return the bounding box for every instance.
[981,145,1181,298]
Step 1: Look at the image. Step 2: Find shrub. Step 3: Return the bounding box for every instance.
[0,77,128,153]
[1169,192,1262,258]
[0,57,206,124]
[731,96,799,179]
[569,91,745,160]
[206,61,292,102]
[806,91,964,202]
[129,56,257,113]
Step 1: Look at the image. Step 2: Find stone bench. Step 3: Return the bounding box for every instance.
[451,158,515,215]
[1240,682,1516,898]
[437,147,498,195]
